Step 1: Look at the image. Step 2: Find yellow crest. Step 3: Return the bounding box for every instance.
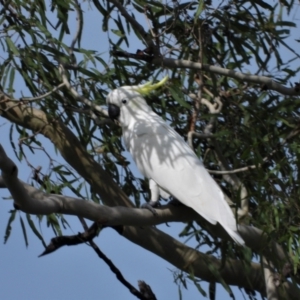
[134,76,168,96]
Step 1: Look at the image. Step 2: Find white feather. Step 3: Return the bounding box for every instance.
[107,86,245,246]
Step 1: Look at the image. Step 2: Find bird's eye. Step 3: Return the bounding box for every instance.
[121,98,128,104]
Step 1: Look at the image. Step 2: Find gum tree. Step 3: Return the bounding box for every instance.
[1,0,300,299]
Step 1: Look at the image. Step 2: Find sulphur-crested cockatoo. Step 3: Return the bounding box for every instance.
[106,77,244,245]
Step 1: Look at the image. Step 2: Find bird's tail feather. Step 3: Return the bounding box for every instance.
[222,225,245,246]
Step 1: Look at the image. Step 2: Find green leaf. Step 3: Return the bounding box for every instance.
[20,215,29,247]
[47,214,62,236]
[8,67,15,94]
[188,271,206,296]
[276,21,296,27]
[95,55,109,69]
[254,0,273,10]
[207,263,233,296]
[5,37,20,56]
[168,86,191,109]
[4,210,16,244]
[194,0,204,24]
[26,214,46,247]
[1,61,11,89]
[111,29,125,38]
[77,67,97,78]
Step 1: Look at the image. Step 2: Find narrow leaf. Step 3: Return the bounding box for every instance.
[20,215,29,247]
[26,214,46,247]
[6,37,20,56]
[4,210,16,244]
[194,0,204,24]
[168,86,191,108]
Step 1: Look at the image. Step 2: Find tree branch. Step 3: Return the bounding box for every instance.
[1,144,299,298]
[112,51,300,96]
[263,257,279,300]
[154,57,300,95]
[207,125,300,174]
[0,83,66,105]
[39,222,151,300]
[0,142,264,287]
[138,281,157,300]
[39,222,101,257]
[1,92,299,298]
[89,238,152,300]
[59,65,108,117]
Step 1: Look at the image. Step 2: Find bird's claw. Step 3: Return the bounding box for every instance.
[141,201,161,216]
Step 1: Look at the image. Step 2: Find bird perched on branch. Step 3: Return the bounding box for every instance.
[106,76,244,246]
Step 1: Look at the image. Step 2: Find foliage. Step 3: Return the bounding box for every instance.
[1,0,300,298]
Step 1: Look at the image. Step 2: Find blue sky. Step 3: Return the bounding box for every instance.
[1,1,300,299]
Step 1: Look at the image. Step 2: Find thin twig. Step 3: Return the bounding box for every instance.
[0,83,66,110]
[138,281,157,300]
[39,222,100,256]
[208,164,258,175]
[40,220,153,300]
[89,239,150,300]
[59,65,108,116]
[69,0,82,53]
[112,51,300,96]
[208,127,300,175]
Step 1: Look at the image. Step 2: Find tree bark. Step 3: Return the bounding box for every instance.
[1,92,299,299]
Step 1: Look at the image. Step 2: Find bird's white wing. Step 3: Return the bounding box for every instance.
[106,80,243,245]
[124,112,242,242]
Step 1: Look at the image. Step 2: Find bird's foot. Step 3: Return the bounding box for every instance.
[141,201,161,216]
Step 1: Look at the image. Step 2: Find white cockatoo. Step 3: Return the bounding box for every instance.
[106,77,244,245]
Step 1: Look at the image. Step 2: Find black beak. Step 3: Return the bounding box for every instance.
[108,104,120,120]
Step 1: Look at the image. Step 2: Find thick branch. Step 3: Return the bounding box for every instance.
[0,156,291,266]
[1,175,300,299]
[0,147,296,297]
[1,92,299,298]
